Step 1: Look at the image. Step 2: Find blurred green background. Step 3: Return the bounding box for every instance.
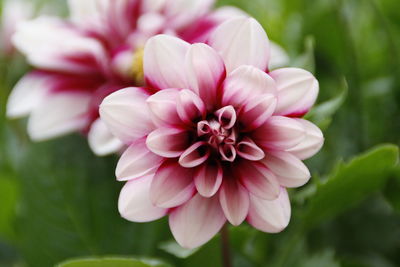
[1,0,400,266]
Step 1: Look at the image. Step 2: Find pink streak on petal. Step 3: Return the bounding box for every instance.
[144,34,189,90]
[222,65,277,108]
[169,193,226,249]
[270,68,319,117]
[215,105,236,129]
[146,89,182,127]
[239,94,277,131]
[194,161,223,197]
[252,116,306,151]
[184,43,226,110]
[247,187,291,233]
[179,141,210,168]
[118,175,168,222]
[286,119,324,160]
[116,137,164,181]
[237,161,280,200]
[219,175,250,226]
[262,151,311,188]
[236,137,265,161]
[150,160,195,208]
[208,17,270,73]
[176,89,206,125]
[146,127,189,158]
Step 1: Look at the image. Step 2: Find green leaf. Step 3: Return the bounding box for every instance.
[384,167,400,213]
[303,144,399,227]
[305,78,348,131]
[159,240,200,259]
[56,257,171,267]
[0,173,19,240]
[299,249,340,267]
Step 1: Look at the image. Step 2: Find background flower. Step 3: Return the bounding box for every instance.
[100,17,323,248]
[6,0,248,156]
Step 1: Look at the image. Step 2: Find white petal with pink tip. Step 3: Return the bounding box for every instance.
[27,92,91,141]
[144,35,189,89]
[184,43,225,109]
[219,178,250,226]
[116,138,163,181]
[194,161,223,197]
[209,17,270,73]
[150,161,195,208]
[169,194,226,249]
[7,72,50,118]
[222,65,276,107]
[99,87,154,144]
[247,188,291,233]
[262,151,311,188]
[88,118,124,156]
[286,119,324,160]
[146,127,189,158]
[252,116,305,150]
[270,68,319,116]
[119,175,167,222]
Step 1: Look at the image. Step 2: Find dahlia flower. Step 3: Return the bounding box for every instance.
[99,17,324,248]
[6,0,248,156]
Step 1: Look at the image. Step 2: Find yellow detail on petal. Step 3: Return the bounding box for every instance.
[132,47,144,86]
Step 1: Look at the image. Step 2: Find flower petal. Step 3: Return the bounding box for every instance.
[118,175,168,222]
[215,105,237,130]
[13,17,106,74]
[146,89,181,127]
[252,116,305,150]
[208,17,270,73]
[194,161,223,197]
[150,160,195,208]
[6,72,50,118]
[184,43,226,110]
[262,151,311,188]
[144,34,189,90]
[176,89,206,125]
[27,92,91,141]
[239,93,277,131]
[179,142,210,168]
[88,118,124,156]
[116,138,164,181]
[247,188,291,233]
[164,0,214,29]
[219,176,250,226]
[146,127,189,158]
[286,119,324,160]
[169,193,226,249]
[270,68,319,117]
[236,137,265,161]
[99,87,154,144]
[222,65,276,108]
[237,161,280,200]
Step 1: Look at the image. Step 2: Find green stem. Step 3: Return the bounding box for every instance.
[220,224,232,267]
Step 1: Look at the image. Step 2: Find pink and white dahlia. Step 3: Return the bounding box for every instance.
[6,0,245,156]
[99,17,324,248]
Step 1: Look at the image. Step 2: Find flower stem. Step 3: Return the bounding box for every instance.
[220,224,232,267]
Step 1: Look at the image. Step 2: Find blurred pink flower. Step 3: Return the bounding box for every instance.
[6,0,245,155]
[0,0,34,55]
[100,17,323,248]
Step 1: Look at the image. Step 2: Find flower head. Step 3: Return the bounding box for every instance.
[100,17,324,248]
[6,0,245,155]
